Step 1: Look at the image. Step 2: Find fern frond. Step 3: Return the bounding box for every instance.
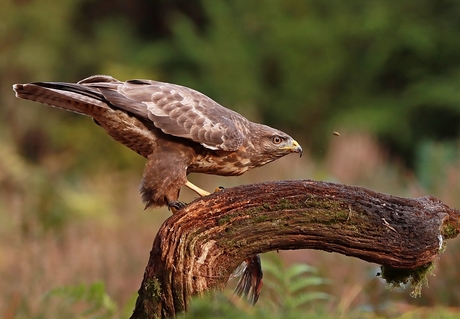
[289,277,328,294]
[290,292,331,308]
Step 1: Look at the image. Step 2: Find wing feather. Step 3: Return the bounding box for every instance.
[15,75,246,151]
[108,80,246,151]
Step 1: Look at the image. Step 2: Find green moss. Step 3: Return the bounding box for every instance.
[262,203,271,210]
[217,196,355,248]
[253,214,269,223]
[145,278,162,300]
[441,222,459,239]
[302,197,351,221]
[380,262,435,297]
[277,198,291,209]
[218,215,232,226]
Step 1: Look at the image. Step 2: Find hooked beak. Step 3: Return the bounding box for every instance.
[280,140,303,157]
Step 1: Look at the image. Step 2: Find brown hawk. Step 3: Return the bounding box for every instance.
[13,75,302,303]
[13,75,302,208]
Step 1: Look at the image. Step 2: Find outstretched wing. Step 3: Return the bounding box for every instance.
[81,76,246,151]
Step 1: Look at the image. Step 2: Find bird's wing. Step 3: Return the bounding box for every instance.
[14,75,246,151]
[82,76,246,151]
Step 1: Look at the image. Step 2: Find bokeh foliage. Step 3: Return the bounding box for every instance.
[3,0,460,164]
[3,0,460,230]
[2,0,460,318]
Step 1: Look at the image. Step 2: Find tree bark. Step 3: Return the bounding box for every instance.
[129,179,460,318]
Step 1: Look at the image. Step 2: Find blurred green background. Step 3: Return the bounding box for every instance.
[1,0,460,318]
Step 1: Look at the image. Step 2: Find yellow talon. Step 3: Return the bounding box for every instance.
[214,186,225,192]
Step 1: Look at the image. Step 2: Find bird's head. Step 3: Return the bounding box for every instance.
[251,124,303,166]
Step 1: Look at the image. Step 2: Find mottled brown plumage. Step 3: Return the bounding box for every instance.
[13,75,302,208]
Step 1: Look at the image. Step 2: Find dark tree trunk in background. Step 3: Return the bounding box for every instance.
[129,180,460,318]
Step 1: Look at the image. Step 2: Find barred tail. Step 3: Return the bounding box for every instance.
[12,82,108,116]
[233,254,263,305]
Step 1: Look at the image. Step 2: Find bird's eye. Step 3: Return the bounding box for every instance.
[272,136,282,144]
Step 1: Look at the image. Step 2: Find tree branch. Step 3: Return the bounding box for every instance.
[129,180,460,318]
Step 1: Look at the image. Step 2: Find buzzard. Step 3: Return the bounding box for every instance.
[13,75,303,304]
[13,75,302,208]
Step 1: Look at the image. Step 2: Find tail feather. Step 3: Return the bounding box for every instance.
[233,254,263,305]
[13,81,157,159]
[12,82,109,116]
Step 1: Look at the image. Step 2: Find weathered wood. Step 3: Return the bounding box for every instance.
[129,179,460,318]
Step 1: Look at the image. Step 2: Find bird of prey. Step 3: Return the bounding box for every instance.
[13,75,302,208]
[13,75,302,303]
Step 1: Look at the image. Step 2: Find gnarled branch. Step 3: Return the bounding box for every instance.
[129,180,460,318]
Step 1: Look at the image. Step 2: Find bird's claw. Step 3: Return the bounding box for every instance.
[214,186,225,193]
[168,201,187,214]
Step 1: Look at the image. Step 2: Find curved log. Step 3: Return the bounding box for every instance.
[129,180,460,318]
